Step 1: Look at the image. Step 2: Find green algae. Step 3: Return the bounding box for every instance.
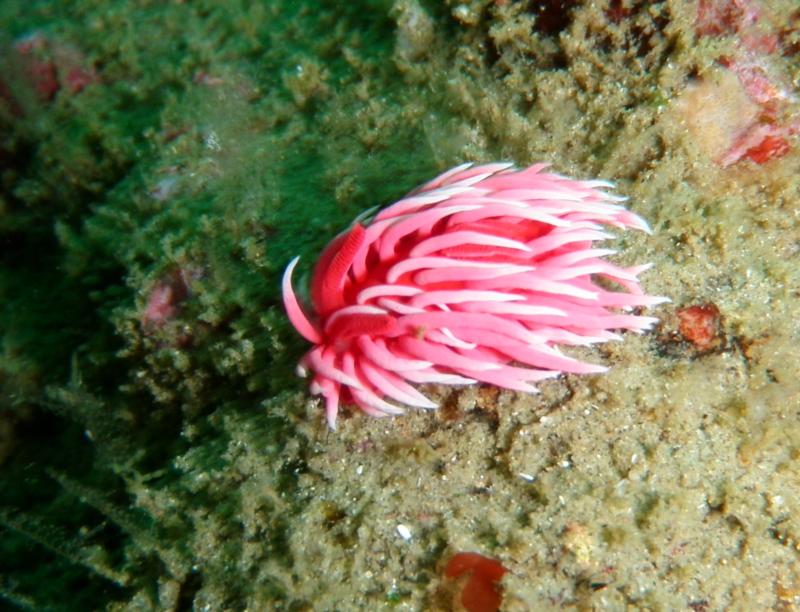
[2,0,800,610]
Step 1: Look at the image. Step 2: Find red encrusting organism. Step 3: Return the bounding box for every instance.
[444,552,508,612]
[677,303,722,352]
[282,163,666,428]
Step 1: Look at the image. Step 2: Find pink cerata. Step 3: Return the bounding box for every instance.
[282,162,667,428]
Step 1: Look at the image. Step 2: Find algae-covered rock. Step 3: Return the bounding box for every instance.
[1,0,800,610]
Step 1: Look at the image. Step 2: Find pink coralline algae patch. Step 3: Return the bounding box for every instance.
[282,163,666,429]
[142,280,184,328]
[2,32,99,110]
[690,0,800,166]
[141,268,199,330]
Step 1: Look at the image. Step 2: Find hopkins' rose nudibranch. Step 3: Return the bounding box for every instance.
[282,162,666,429]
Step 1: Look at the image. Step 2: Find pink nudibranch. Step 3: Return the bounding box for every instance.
[282,162,667,428]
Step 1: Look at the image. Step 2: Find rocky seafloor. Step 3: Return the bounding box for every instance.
[1,1,799,610]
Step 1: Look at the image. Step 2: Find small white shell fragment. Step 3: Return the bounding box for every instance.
[396,524,412,541]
